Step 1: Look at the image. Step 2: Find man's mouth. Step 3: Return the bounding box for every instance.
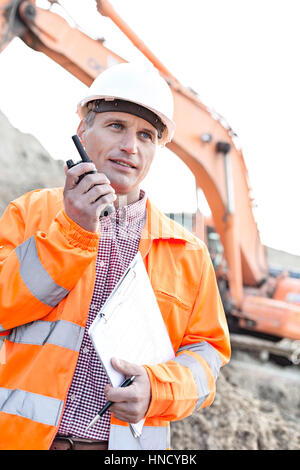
[109,159,137,169]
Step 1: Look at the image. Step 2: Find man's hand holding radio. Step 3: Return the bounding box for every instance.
[63,162,117,232]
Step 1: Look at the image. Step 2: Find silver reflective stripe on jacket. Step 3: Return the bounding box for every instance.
[177,341,223,379]
[0,323,6,333]
[15,236,69,307]
[0,387,63,426]
[174,353,209,408]
[109,424,170,450]
[9,319,84,352]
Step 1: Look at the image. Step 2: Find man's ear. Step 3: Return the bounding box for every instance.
[76,120,86,145]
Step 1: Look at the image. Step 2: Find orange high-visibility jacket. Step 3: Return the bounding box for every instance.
[0,188,230,450]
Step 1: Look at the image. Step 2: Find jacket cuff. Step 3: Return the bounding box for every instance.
[143,365,173,419]
[56,209,100,251]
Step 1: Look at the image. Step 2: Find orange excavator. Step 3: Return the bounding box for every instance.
[1,0,300,361]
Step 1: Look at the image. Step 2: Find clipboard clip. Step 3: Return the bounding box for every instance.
[99,312,107,323]
[95,266,138,324]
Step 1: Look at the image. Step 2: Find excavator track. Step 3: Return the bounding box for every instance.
[230,333,300,366]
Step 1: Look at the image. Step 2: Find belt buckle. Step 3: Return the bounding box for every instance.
[64,436,75,450]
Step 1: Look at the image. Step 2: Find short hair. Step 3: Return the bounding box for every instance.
[84,109,96,128]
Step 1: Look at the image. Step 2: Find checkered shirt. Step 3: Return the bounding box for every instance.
[58,191,147,440]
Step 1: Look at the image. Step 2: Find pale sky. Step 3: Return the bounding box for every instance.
[0,0,299,255]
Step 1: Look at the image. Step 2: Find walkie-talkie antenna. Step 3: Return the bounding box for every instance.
[71,135,91,162]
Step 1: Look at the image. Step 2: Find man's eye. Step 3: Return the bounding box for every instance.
[140,131,152,140]
[111,123,122,129]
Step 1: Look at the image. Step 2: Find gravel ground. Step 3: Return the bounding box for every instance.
[171,349,300,450]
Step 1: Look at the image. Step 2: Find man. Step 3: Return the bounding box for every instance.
[0,62,230,450]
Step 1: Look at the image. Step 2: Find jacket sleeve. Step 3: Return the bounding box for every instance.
[144,244,231,422]
[0,196,99,333]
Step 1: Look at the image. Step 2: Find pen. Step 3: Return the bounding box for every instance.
[86,375,136,430]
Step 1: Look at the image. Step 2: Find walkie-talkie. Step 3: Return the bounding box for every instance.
[67,135,115,217]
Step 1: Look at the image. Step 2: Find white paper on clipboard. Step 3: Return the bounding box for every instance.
[88,251,175,438]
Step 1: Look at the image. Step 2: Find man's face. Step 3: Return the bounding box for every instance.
[79,111,158,203]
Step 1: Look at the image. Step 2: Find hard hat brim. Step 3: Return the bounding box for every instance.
[77,95,176,145]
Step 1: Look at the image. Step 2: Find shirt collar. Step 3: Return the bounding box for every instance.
[103,190,147,227]
[101,189,197,246]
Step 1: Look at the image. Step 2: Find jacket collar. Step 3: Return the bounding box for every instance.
[139,198,197,258]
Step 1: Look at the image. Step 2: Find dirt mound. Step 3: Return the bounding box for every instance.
[171,350,300,450]
[0,110,64,216]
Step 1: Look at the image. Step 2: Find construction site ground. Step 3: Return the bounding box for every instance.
[171,349,300,450]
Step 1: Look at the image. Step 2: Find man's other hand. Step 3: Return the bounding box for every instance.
[104,357,151,424]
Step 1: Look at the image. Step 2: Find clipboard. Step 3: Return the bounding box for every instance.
[88,251,175,437]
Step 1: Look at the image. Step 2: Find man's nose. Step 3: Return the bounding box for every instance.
[120,130,138,154]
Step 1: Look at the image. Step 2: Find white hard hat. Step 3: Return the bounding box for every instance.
[77,62,175,145]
